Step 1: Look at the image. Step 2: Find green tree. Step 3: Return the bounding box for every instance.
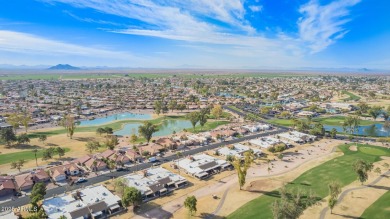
[7,113,21,133]
[329,128,337,138]
[374,167,382,175]
[353,159,373,185]
[11,159,25,172]
[211,104,223,120]
[85,141,100,154]
[232,151,253,190]
[138,121,159,143]
[30,182,46,211]
[0,128,17,147]
[357,102,370,113]
[122,187,142,208]
[96,127,105,136]
[33,149,39,166]
[42,148,54,161]
[114,178,129,196]
[168,100,177,112]
[130,134,138,144]
[368,106,383,121]
[154,100,162,115]
[17,133,30,145]
[198,110,208,130]
[186,111,200,131]
[328,181,342,214]
[343,116,360,136]
[271,186,317,219]
[38,134,47,145]
[56,147,65,158]
[184,195,197,216]
[105,135,118,150]
[61,115,77,139]
[20,114,32,133]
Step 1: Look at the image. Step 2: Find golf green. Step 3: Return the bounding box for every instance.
[359,147,387,156]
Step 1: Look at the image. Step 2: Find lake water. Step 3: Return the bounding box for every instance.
[324,124,390,137]
[114,119,194,137]
[79,112,152,126]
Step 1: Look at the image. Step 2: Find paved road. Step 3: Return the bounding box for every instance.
[0,128,285,209]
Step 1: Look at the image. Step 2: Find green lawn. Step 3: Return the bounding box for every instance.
[227,144,390,219]
[342,91,361,101]
[267,116,380,127]
[0,148,70,165]
[360,190,390,219]
[313,116,379,126]
[267,118,295,126]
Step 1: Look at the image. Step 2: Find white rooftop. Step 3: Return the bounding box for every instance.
[177,153,228,175]
[42,185,120,219]
[249,137,281,148]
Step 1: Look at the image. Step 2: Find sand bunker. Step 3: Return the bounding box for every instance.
[349,145,357,151]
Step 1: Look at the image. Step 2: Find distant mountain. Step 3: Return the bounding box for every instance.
[48,64,80,70]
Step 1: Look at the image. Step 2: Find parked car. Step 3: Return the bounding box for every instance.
[75,177,87,184]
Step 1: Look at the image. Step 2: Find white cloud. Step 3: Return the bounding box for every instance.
[249,5,263,12]
[0,30,148,66]
[298,0,361,53]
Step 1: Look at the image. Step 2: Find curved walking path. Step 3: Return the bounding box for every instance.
[319,170,390,219]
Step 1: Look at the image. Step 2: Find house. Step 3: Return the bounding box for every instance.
[48,163,81,182]
[99,149,131,164]
[42,185,122,219]
[15,169,50,191]
[0,176,16,196]
[217,143,262,158]
[155,137,177,150]
[84,158,107,172]
[249,137,281,149]
[138,144,164,156]
[277,131,317,143]
[176,154,232,179]
[123,167,188,201]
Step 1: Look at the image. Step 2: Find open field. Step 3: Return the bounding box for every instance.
[360,189,390,219]
[227,144,390,219]
[0,147,70,165]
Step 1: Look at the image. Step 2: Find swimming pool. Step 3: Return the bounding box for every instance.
[78,112,152,126]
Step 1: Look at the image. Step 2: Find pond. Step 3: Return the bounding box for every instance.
[324,123,390,137]
[79,112,152,126]
[114,119,194,137]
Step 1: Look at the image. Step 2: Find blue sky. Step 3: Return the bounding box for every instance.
[0,0,389,69]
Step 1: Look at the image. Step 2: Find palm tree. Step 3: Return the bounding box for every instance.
[33,149,38,166]
[176,152,183,175]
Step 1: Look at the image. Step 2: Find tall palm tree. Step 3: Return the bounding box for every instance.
[33,149,38,166]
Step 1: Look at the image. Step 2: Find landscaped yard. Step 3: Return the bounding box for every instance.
[227,144,390,219]
[0,147,70,165]
[360,190,390,219]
